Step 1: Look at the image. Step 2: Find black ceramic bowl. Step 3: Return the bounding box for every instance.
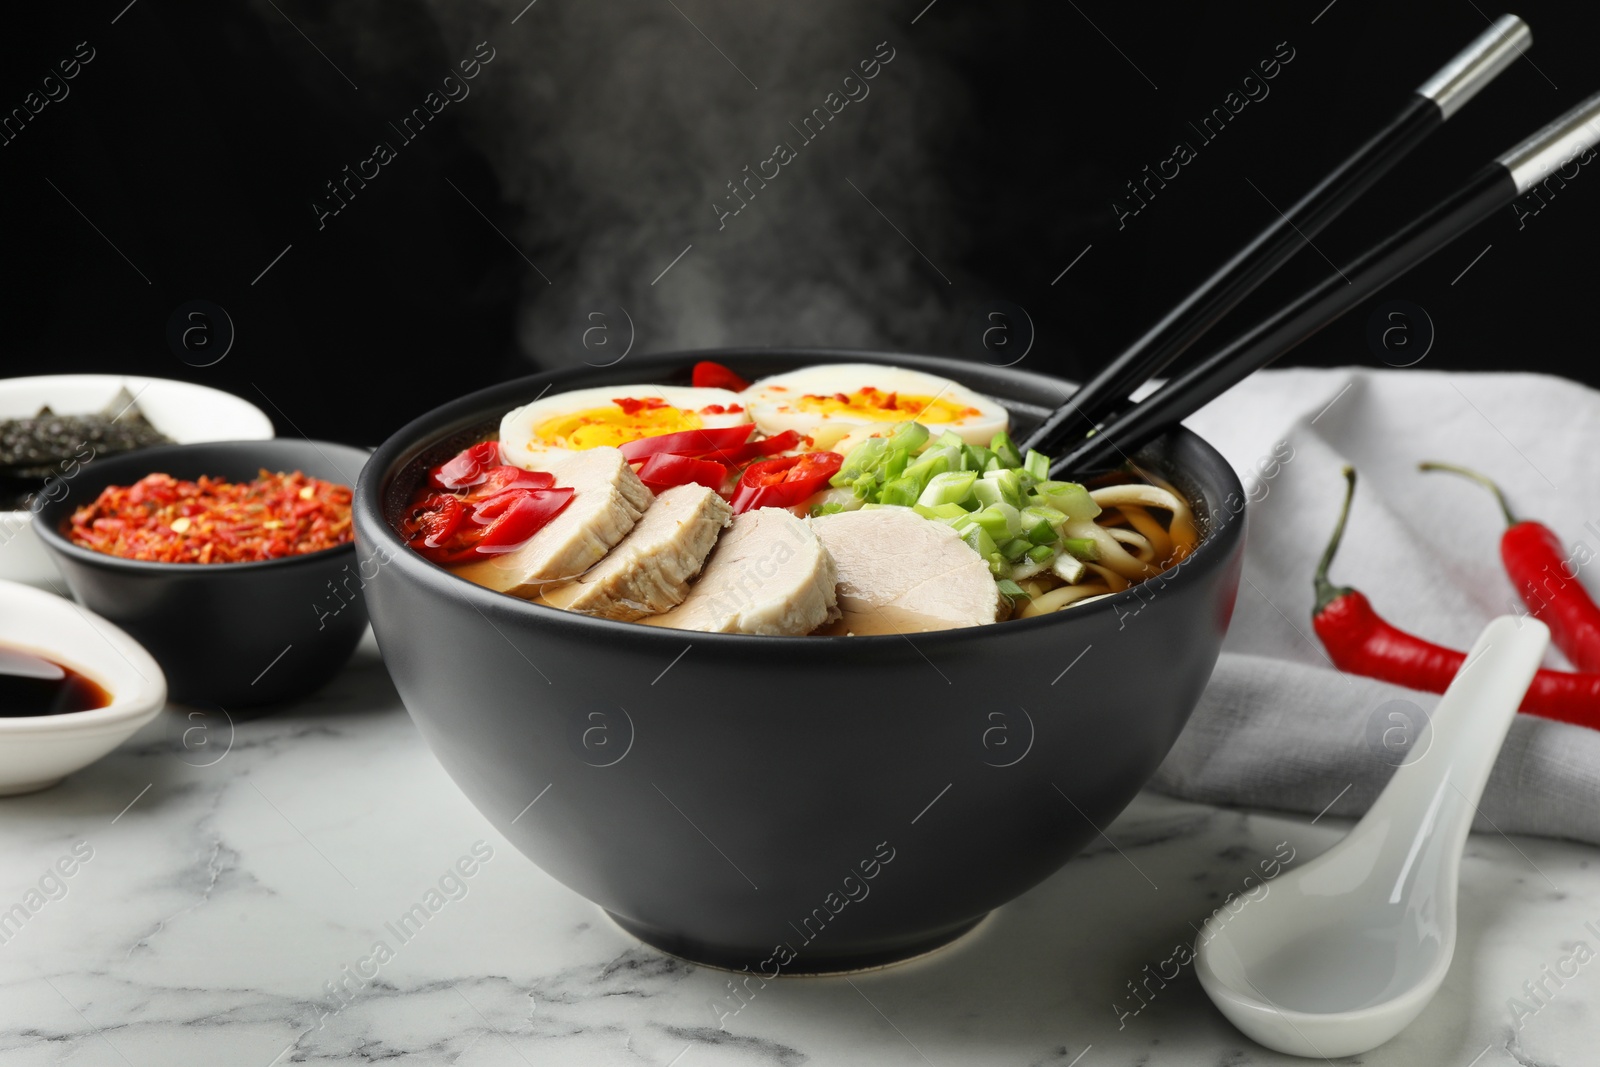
[35,439,371,708]
[356,350,1246,973]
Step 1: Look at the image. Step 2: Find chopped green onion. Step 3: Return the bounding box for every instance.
[1062,536,1099,562]
[1037,481,1101,521]
[917,471,977,507]
[1000,537,1032,562]
[811,501,847,517]
[1024,449,1050,482]
[962,524,998,560]
[1008,556,1050,580]
[829,423,932,502]
[888,421,930,453]
[971,478,1004,509]
[991,431,1024,469]
[982,468,1024,508]
[1052,552,1087,583]
[964,444,995,472]
[1025,518,1057,545]
[996,578,1029,600]
[902,450,951,487]
[809,488,863,515]
[1021,503,1067,526]
[969,506,1012,541]
[1027,543,1056,563]
[831,438,884,487]
[914,502,969,522]
[878,476,923,508]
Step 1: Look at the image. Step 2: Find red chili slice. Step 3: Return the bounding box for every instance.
[730,452,843,513]
[406,494,464,547]
[467,489,529,525]
[474,489,574,554]
[430,441,502,490]
[618,424,755,462]
[695,429,801,467]
[466,465,555,501]
[406,443,574,565]
[691,360,750,392]
[636,453,729,493]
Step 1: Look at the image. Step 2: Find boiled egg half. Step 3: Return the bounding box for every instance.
[742,364,1008,449]
[500,386,751,468]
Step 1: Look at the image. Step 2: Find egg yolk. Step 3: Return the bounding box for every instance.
[533,399,702,450]
[796,387,980,424]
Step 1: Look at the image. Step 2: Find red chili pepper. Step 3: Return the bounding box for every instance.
[730,452,843,514]
[1313,467,1600,729]
[694,429,801,467]
[413,493,465,546]
[405,444,574,564]
[474,489,574,554]
[691,360,750,392]
[1420,462,1600,673]
[618,424,755,462]
[466,489,529,524]
[465,465,556,501]
[430,441,502,490]
[635,453,729,493]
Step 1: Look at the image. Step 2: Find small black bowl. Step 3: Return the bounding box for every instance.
[356,350,1248,973]
[34,439,371,708]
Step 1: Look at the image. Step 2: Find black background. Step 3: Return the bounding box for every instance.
[3,2,1595,446]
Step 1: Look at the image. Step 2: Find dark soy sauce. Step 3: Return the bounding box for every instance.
[0,646,111,716]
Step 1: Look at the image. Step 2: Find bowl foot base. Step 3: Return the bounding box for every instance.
[602,910,989,975]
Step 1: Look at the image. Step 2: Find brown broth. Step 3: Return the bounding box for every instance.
[0,646,111,717]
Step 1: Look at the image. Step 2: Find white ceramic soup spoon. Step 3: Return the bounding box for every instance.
[1194,615,1549,1059]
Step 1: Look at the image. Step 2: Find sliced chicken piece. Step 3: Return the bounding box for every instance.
[810,507,1001,633]
[453,447,652,598]
[644,508,838,635]
[543,484,733,621]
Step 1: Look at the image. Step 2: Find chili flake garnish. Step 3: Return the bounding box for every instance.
[68,470,354,564]
[613,397,671,416]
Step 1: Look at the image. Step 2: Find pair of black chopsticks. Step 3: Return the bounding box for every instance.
[1024,15,1600,478]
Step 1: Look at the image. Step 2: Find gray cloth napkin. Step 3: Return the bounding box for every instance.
[1148,367,1600,845]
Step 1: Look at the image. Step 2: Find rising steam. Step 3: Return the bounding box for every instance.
[423,0,970,366]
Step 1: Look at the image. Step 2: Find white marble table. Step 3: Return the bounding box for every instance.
[2,633,1595,1067]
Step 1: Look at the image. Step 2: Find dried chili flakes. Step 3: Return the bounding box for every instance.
[68,470,354,564]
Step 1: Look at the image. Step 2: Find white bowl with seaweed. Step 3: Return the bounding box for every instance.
[0,375,274,588]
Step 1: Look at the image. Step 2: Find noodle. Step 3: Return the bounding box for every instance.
[1084,563,1130,592]
[1117,505,1172,564]
[1020,581,1114,616]
[1107,524,1156,563]
[1062,519,1157,581]
[1016,472,1201,617]
[1139,475,1200,562]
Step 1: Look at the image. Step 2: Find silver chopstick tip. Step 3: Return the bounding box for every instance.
[1417,14,1530,119]
[1498,89,1600,194]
